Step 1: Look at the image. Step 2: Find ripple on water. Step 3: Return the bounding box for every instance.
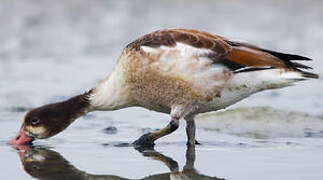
[102,126,118,135]
[8,106,31,113]
[102,142,132,148]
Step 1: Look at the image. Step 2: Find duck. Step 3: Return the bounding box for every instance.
[9,28,318,147]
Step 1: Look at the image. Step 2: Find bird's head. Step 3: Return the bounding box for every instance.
[9,104,73,145]
[9,94,91,145]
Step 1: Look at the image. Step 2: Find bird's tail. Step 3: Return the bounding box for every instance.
[280,69,318,82]
[260,48,319,80]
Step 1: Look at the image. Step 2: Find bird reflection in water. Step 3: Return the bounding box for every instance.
[14,145,223,180]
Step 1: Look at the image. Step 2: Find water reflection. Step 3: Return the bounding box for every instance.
[15,146,223,180]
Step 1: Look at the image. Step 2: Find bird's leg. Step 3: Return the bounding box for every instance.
[186,120,196,146]
[133,116,180,148]
[185,115,200,146]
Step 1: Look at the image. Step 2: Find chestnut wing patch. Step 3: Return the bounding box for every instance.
[226,41,312,69]
[224,41,317,78]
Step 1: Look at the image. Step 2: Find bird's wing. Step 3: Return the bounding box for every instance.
[126,29,317,79]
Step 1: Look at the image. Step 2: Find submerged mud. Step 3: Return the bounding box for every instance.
[198,106,323,139]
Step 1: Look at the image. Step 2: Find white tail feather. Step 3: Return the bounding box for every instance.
[280,71,307,80]
[232,69,308,91]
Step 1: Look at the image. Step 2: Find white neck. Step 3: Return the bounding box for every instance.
[88,67,134,111]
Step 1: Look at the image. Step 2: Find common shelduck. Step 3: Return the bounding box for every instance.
[10,29,318,147]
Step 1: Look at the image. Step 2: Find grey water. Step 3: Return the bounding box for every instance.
[1,0,323,179]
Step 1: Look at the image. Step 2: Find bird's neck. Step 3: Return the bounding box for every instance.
[87,70,135,111]
[57,92,92,123]
[53,70,133,125]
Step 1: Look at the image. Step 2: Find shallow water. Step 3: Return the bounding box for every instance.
[1,0,323,179]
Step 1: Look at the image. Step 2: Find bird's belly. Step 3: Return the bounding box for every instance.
[128,70,192,114]
[197,87,256,113]
[123,60,207,111]
[138,101,171,114]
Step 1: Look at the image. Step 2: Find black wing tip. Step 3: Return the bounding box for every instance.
[298,56,312,60]
[290,54,312,61]
[284,53,312,61]
[265,50,314,70]
[263,49,312,61]
[290,62,313,70]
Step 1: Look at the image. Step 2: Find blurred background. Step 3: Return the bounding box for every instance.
[0,0,322,113]
[0,0,323,180]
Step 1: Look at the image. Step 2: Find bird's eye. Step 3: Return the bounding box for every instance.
[31,117,40,125]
